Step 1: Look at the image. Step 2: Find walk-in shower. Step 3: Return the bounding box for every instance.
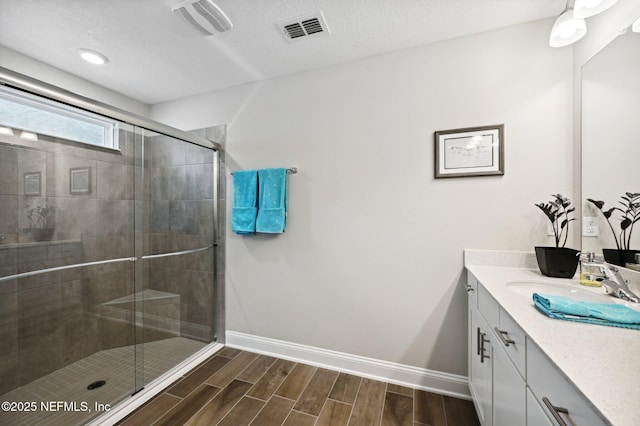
[0,68,225,425]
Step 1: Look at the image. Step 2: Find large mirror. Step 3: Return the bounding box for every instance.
[582,26,640,268]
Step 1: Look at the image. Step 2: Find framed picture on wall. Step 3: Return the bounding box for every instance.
[434,124,504,178]
[70,167,91,194]
[24,172,41,196]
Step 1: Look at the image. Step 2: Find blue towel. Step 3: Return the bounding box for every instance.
[533,293,640,329]
[256,168,288,233]
[232,170,258,235]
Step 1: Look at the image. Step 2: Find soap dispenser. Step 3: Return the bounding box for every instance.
[580,252,602,287]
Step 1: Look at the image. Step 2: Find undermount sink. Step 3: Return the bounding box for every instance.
[506,281,640,310]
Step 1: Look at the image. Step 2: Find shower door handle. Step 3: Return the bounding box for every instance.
[0,257,136,283]
[0,245,214,283]
[139,245,214,260]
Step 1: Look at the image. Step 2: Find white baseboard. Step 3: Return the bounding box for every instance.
[226,331,470,400]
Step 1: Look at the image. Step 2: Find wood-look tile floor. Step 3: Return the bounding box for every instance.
[118,347,479,426]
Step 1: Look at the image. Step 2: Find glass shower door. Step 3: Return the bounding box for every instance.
[0,85,219,425]
[0,114,140,425]
[132,128,217,391]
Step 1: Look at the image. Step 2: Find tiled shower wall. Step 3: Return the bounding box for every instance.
[146,125,226,342]
[0,125,225,396]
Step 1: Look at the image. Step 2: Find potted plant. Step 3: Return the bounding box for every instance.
[534,194,580,278]
[25,204,56,241]
[586,192,640,266]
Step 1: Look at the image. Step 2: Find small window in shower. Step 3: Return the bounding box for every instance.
[0,86,119,149]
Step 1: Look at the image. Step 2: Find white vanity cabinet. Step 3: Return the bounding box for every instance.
[526,389,553,426]
[467,272,525,426]
[468,300,493,425]
[492,339,526,425]
[467,271,609,426]
[526,340,606,426]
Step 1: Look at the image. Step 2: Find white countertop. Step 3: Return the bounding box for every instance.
[465,251,640,426]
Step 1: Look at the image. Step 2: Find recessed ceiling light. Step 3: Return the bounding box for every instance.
[77,48,109,65]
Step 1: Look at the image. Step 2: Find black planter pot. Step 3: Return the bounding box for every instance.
[534,247,580,278]
[602,249,640,267]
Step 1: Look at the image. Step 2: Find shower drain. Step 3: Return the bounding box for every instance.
[87,380,106,390]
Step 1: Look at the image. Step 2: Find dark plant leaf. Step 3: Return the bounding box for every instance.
[535,203,557,223]
[586,199,604,209]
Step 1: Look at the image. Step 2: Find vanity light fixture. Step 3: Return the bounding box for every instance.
[573,0,618,19]
[0,126,14,136]
[77,48,109,65]
[549,1,587,47]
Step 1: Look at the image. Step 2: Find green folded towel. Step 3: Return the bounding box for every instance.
[533,293,640,330]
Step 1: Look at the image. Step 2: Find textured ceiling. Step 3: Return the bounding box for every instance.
[0,0,562,104]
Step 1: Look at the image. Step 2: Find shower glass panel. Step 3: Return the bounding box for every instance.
[136,128,217,386]
[0,86,218,425]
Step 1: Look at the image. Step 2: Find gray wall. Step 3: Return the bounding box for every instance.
[151,19,574,377]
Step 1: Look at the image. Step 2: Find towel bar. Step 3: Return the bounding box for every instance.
[231,167,297,175]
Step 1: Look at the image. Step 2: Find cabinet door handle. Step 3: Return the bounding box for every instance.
[494,327,516,347]
[480,332,490,363]
[476,327,481,355]
[542,397,569,426]
[464,283,474,292]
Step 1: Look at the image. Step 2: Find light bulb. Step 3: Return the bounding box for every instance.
[574,0,618,19]
[550,9,587,47]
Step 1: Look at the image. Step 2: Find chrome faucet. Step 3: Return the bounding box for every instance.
[596,262,640,303]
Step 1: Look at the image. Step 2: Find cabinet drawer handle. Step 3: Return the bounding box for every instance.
[464,283,475,292]
[494,327,516,347]
[542,397,569,426]
[480,332,490,363]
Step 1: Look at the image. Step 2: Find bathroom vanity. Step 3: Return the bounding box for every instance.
[465,250,640,426]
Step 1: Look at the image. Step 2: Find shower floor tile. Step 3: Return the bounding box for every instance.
[0,337,206,426]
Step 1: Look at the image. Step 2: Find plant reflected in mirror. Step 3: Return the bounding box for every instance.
[587,193,640,251]
[25,204,56,229]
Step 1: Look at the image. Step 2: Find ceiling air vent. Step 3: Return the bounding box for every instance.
[279,13,329,41]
